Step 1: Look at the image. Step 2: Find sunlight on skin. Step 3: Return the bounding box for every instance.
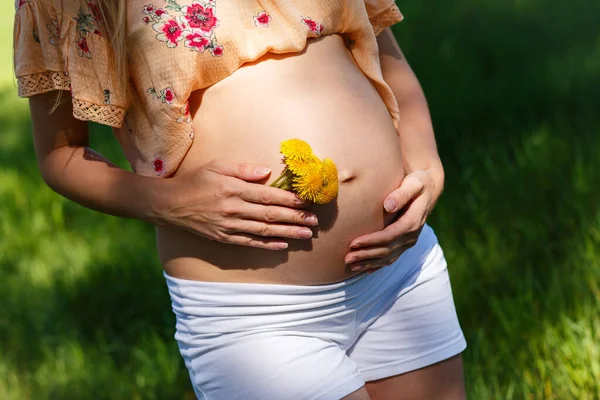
[2,0,600,398]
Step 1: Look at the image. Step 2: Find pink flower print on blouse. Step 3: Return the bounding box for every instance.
[181,3,219,34]
[184,32,210,52]
[147,87,177,104]
[143,5,168,17]
[87,1,102,22]
[301,17,324,36]
[153,19,185,48]
[162,87,176,103]
[73,5,103,57]
[16,0,30,11]
[142,5,169,26]
[210,45,224,57]
[177,102,192,124]
[144,1,223,56]
[103,89,111,105]
[152,156,166,176]
[47,19,60,46]
[77,37,91,58]
[254,11,271,28]
[143,4,156,14]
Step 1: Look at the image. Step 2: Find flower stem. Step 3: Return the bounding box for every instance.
[270,168,294,188]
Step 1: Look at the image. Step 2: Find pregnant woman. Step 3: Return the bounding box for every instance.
[14,0,466,398]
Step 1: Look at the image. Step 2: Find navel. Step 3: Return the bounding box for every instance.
[339,169,357,183]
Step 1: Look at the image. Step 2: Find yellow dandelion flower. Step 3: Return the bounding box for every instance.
[286,154,319,174]
[320,158,338,184]
[315,158,339,204]
[280,139,315,162]
[293,162,323,202]
[271,139,339,204]
[315,182,338,204]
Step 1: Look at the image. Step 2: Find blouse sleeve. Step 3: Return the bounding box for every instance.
[14,0,70,96]
[13,0,128,128]
[363,0,404,36]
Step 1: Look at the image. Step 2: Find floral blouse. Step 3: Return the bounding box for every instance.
[14,0,404,177]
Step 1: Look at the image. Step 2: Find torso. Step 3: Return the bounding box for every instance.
[157,34,404,285]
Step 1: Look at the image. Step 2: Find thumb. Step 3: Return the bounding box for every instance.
[211,161,272,181]
[384,174,425,213]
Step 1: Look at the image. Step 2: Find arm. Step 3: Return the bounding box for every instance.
[376,27,444,204]
[29,91,163,223]
[28,91,316,250]
[345,28,444,270]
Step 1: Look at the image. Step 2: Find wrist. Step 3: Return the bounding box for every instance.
[405,161,445,201]
[137,175,171,226]
[425,163,445,197]
[423,163,445,207]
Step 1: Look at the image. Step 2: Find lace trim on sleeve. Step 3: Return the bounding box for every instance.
[370,5,404,36]
[17,71,126,128]
[17,71,70,97]
[72,98,126,128]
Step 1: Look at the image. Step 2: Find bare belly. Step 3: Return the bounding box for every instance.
[157,34,404,285]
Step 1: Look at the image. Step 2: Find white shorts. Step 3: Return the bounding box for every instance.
[165,224,466,400]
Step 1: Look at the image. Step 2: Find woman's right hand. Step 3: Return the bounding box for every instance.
[148,160,318,250]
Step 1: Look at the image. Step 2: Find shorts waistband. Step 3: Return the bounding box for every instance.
[164,224,437,306]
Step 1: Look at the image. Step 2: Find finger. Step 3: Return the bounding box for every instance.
[208,160,273,182]
[222,233,290,250]
[345,242,403,264]
[242,203,319,226]
[350,218,413,248]
[350,202,426,248]
[242,184,309,208]
[352,223,421,250]
[224,220,314,240]
[347,260,386,272]
[384,174,425,213]
[348,248,407,272]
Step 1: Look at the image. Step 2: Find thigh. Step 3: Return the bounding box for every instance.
[365,355,465,400]
[348,244,467,389]
[343,386,372,400]
[181,331,366,400]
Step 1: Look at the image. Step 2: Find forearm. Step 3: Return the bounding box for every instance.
[39,145,163,224]
[28,91,165,224]
[377,29,444,198]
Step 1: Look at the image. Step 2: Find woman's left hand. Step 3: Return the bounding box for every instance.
[345,169,440,273]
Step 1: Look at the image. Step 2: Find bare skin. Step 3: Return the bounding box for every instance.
[27,28,462,400]
[158,33,404,285]
[365,355,465,400]
[339,355,465,400]
[156,30,445,286]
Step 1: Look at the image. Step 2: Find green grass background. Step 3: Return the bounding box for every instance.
[1,0,599,399]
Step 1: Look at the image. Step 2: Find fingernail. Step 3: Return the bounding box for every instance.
[254,167,271,175]
[294,196,307,205]
[276,242,288,249]
[346,257,356,264]
[384,198,396,213]
[305,215,318,225]
[350,242,362,248]
[351,265,366,272]
[299,229,313,238]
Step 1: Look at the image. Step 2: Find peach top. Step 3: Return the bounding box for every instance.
[14,0,403,177]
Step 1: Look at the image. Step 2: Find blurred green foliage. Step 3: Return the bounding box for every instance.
[1,0,599,398]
